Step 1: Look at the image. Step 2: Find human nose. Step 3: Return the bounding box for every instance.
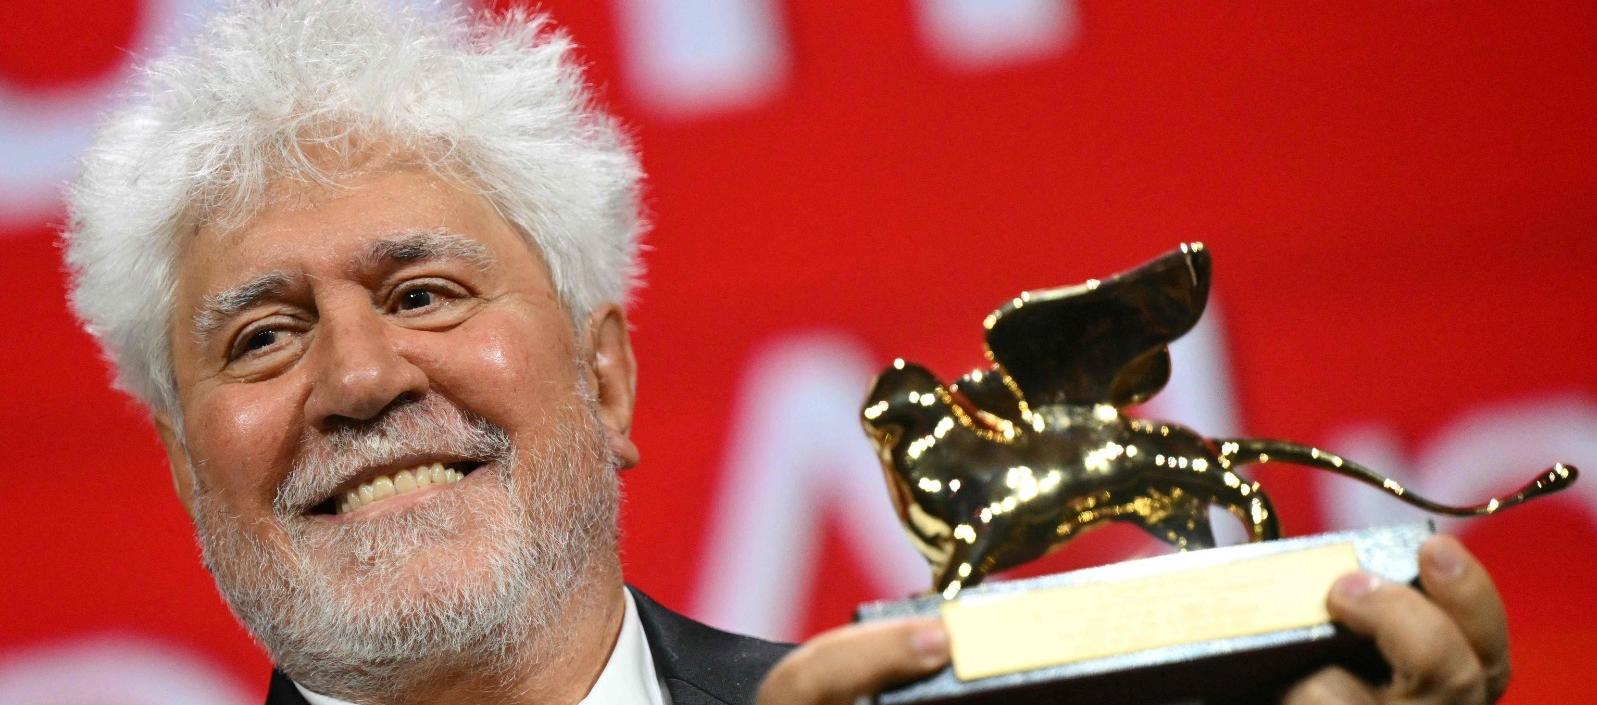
[303,303,429,429]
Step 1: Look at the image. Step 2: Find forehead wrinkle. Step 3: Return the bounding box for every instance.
[358,227,497,273]
[194,270,296,343]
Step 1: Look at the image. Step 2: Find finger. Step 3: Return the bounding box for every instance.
[1281,666,1379,705]
[1329,573,1488,704]
[1418,535,1511,701]
[757,617,950,705]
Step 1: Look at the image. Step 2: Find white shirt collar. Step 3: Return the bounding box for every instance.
[584,589,669,705]
[293,589,666,705]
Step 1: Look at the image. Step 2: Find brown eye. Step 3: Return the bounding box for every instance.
[398,289,437,310]
[387,279,472,321]
[228,326,287,362]
[243,329,279,352]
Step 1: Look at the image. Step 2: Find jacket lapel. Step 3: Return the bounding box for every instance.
[629,587,794,705]
[264,669,312,705]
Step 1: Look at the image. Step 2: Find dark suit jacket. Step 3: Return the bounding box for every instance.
[264,588,793,705]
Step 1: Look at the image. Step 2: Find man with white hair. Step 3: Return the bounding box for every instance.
[60,2,1517,704]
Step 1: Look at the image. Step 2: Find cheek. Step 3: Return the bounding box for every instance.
[417,309,580,427]
[185,383,302,505]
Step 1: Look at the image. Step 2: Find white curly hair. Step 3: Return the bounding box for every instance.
[61,0,645,419]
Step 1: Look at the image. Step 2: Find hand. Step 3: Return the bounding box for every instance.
[757,617,950,705]
[1283,534,1510,705]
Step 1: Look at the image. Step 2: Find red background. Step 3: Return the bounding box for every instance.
[2,1,1594,702]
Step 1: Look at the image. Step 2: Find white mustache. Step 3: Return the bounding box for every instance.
[274,397,513,516]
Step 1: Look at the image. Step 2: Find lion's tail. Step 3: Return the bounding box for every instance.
[1215,438,1577,517]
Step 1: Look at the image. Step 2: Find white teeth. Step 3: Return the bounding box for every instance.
[371,476,395,501]
[338,463,469,515]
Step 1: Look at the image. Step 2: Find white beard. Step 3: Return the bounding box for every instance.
[190,394,620,701]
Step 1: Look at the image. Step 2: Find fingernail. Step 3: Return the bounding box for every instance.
[1333,573,1382,602]
[911,623,950,665]
[1423,538,1465,580]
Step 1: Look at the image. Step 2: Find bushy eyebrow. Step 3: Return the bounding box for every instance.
[360,228,496,272]
[189,230,495,348]
[193,271,293,344]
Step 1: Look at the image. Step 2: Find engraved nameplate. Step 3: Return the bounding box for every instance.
[942,543,1360,680]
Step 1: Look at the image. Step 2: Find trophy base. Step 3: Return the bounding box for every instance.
[856,523,1433,705]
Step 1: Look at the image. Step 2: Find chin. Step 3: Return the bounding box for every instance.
[193,406,623,689]
[203,487,544,693]
[304,474,513,577]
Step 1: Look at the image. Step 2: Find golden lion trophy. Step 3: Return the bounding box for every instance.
[854,243,1577,705]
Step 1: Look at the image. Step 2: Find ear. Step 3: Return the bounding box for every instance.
[581,303,640,469]
[154,413,198,521]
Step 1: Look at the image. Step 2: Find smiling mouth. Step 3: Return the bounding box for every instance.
[313,461,486,516]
